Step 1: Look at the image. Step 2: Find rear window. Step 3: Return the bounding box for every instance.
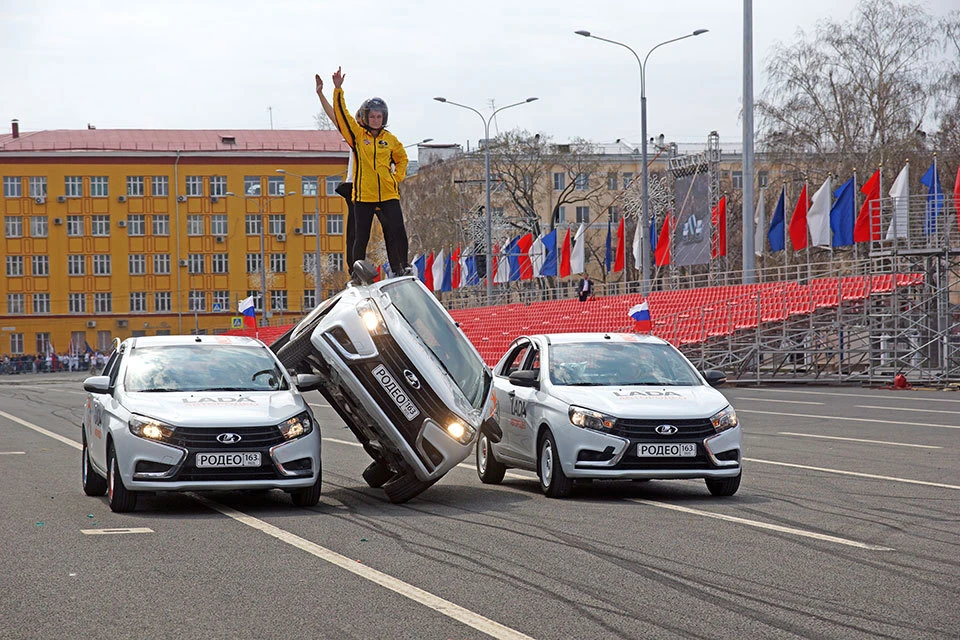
[123,345,287,392]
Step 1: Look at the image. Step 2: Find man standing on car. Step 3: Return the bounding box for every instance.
[315,67,410,279]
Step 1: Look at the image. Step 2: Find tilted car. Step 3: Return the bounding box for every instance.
[274,267,495,503]
[81,335,321,512]
[476,333,742,498]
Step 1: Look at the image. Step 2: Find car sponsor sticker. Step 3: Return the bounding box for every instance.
[372,364,420,421]
[612,390,684,399]
[195,452,261,468]
[636,443,696,457]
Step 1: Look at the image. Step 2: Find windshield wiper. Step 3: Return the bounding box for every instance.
[200,387,252,391]
[563,382,605,386]
[137,388,181,392]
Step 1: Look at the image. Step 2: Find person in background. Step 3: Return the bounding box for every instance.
[577,274,594,302]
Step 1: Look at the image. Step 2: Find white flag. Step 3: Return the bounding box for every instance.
[886,163,909,240]
[458,249,470,285]
[494,250,510,283]
[431,249,445,291]
[570,224,586,274]
[632,217,642,269]
[530,233,545,277]
[807,176,833,247]
[753,188,765,257]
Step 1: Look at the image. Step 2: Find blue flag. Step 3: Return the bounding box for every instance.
[920,162,943,236]
[413,254,426,283]
[650,215,657,253]
[464,255,478,285]
[604,219,613,272]
[541,229,558,277]
[440,254,452,292]
[829,177,855,247]
[767,186,786,252]
[503,235,522,281]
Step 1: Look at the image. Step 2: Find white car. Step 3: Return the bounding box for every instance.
[81,335,321,512]
[476,333,742,498]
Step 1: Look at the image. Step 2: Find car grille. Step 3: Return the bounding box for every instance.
[612,417,716,440]
[615,445,713,470]
[168,425,285,449]
[173,465,282,482]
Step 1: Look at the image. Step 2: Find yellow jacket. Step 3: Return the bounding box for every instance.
[333,88,408,203]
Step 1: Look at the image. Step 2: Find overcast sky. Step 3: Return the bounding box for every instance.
[3,0,956,159]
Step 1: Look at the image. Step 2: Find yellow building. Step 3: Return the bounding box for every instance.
[0,124,349,356]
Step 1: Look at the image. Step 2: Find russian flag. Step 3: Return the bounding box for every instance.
[238,295,257,329]
[628,300,652,332]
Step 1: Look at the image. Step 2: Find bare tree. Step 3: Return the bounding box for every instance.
[314,112,335,130]
[546,138,608,231]
[934,10,960,187]
[486,129,548,235]
[401,159,476,256]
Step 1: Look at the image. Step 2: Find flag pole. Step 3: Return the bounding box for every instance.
[853,168,859,266]
[782,182,790,277]
[803,174,810,279]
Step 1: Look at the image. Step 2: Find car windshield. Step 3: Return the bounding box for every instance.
[382,280,491,410]
[549,341,702,387]
[123,345,288,392]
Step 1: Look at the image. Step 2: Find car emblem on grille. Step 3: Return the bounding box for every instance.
[216,432,242,444]
[654,424,678,435]
[403,369,421,390]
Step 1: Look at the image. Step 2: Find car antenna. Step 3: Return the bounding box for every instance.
[195,335,202,342]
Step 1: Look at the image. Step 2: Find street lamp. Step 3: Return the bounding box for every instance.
[225,190,295,324]
[575,28,708,296]
[433,96,538,303]
[275,169,322,305]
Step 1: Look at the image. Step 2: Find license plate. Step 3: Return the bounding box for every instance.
[637,443,696,457]
[371,364,420,421]
[195,452,261,468]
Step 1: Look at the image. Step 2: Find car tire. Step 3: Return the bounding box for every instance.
[277,328,316,372]
[705,472,741,497]
[81,430,107,497]
[476,433,506,484]
[538,430,573,498]
[382,471,436,504]
[291,465,323,507]
[362,460,394,489]
[107,444,137,513]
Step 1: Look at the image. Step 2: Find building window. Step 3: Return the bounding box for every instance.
[90,176,109,198]
[211,253,229,273]
[185,176,203,197]
[29,177,47,198]
[326,214,344,235]
[91,215,110,236]
[212,290,229,311]
[555,206,566,224]
[607,172,618,190]
[152,214,169,236]
[69,293,86,313]
[130,292,147,313]
[65,176,83,198]
[301,176,319,196]
[327,253,344,272]
[553,172,565,190]
[5,216,23,238]
[576,206,590,223]
[303,289,317,310]
[187,215,204,236]
[129,254,146,275]
[67,215,84,236]
[96,330,112,352]
[93,254,111,276]
[127,176,144,197]
[270,290,287,311]
[68,255,85,276]
[303,254,317,275]
[152,176,169,197]
[210,215,228,236]
[94,293,113,313]
[245,290,262,312]
[210,176,227,197]
[269,253,286,273]
[732,171,743,189]
[153,254,170,275]
[608,206,623,223]
[4,176,22,198]
[127,215,145,236]
[758,171,769,188]
[7,293,24,314]
[32,255,49,277]
[30,216,48,237]
[33,293,51,314]
[268,176,285,196]
[188,291,206,312]
[574,173,589,190]
[301,214,317,235]
[244,176,261,196]
[155,291,171,312]
[622,173,634,190]
[188,254,204,274]
[268,215,286,235]
[325,175,343,196]
[36,333,52,354]
[6,256,24,277]
[246,254,262,273]
[245,214,262,236]
[10,333,24,354]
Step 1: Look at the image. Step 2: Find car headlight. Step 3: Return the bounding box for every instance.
[128,415,176,441]
[278,412,314,440]
[710,405,739,433]
[356,298,389,336]
[443,419,476,445]
[568,406,616,432]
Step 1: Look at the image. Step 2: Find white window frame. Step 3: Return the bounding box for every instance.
[91,215,110,236]
[246,254,262,273]
[29,177,47,198]
[325,175,342,196]
[152,214,169,236]
[326,214,344,235]
[155,291,171,312]
[210,176,227,197]
[66,215,84,236]
[187,254,204,274]
[553,172,565,191]
[245,215,262,235]
[301,176,319,196]
[268,214,286,235]
[185,176,203,197]
[68,255,86,276]
[30,216,48,238]
[90,176,109,198]
[187,215,204,236]
[5,216,23,238]
[7,293,25,314]
[4,176,22,198]
[210,215,228,236]
[268,176,285,196]
[31,255,49,277]
[127,176,144,197]
[129,292,147,313]
[65,176,83,198]
[94,293,113,313]
[152,176,169,197]
[153,254,171,275]
[69,293,87,314]
[211,253,229,274]
[92,254,111,276]
[6,256,24,277]
[270,253,286,273]
[33,293,51,314]
[127,215,145,236]
[129,254,146,275]
[188,291,206,312]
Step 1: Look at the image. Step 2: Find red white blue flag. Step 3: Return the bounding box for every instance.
[628,300,652,332]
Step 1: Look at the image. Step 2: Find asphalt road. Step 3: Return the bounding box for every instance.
[1,375,957,639]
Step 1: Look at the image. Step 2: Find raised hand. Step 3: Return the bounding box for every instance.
[332,66,345,88]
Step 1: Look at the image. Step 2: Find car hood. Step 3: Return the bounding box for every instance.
[547,384,728,419]
[122,391,304,427]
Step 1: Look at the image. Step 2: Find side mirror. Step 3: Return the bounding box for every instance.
[83,376,111,394]
[509,370,540,389]
[296,373,325,392]
[703,370,727,387]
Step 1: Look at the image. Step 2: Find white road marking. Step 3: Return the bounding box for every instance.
[856,404,960,415]
[0,451,26,455]
[191,494,534,640]
[738,389,960,403]
[744,458,960,490]
[0,410,80,450]
[735,397,824,405]
[737,408,960,430]
[777,432,941,449]
[81,527,154,535]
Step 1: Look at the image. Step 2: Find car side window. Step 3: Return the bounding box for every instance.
[525,348,540,378]
[501,343,531,377]
[101,351,120,381]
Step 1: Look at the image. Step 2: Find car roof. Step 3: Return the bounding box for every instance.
[524,333,669,346]
[125,335,266,348]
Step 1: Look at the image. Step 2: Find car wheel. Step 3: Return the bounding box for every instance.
[382,471,436,504]
[81,430,107,497]
[362,460,394,489]
[475,433,506,484]
[538,430,573,498]
[291,463,323,507]
[107,444,137,513]
[705,472,741,497]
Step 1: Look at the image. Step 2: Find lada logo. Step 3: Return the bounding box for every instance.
[654,424,678,435]
[403,369,421,390]
[216,433,242,444]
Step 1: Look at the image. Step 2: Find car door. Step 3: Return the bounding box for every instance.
[510,342,542,463]
[86,348,122,471]
[493,340,533,463]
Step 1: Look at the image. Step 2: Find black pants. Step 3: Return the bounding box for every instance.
[335,182,357,271]
[353,199,409,276]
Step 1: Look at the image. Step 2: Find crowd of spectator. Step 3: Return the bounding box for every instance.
[0,351,108,375]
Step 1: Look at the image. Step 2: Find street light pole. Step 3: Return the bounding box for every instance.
[433,97,538,304]
[575,29,708,296]
[276,169,322,305]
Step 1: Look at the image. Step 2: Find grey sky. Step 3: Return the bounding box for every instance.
[3,1,955,159]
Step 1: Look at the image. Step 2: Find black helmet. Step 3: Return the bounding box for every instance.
[359,97,388,128]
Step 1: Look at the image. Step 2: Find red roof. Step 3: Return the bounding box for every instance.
[0,129,349,153]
